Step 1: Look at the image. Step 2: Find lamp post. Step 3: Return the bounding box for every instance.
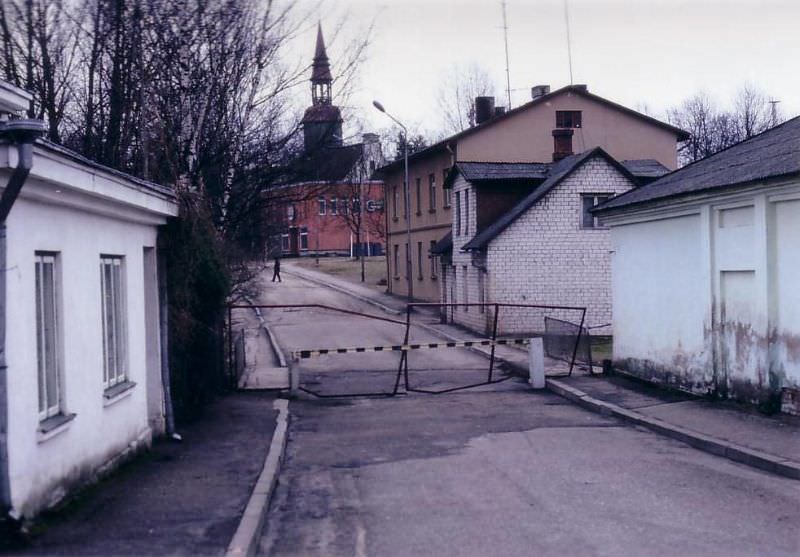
[373,100,413,301]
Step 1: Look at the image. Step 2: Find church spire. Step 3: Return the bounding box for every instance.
[311,24,332,105]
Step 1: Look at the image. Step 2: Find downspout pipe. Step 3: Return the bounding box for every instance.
[0,119,46,522]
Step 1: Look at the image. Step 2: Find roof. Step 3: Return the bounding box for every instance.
[375,84,689,175]
[278,143,363,184]
[620,159,670,179]
[430,231,452,255]
[301,103,342,124]
[595,115,800,213]
[462,148,636,250]
[33,138,174,198]
[444,161,550,188]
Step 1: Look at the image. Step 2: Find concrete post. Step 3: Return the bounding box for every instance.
[289,358,300,397]
[529,337,545,389]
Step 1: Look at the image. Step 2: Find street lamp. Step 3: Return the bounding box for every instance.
[373,100,413,301]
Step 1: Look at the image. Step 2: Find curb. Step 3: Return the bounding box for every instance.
[282,267,403,316]
[225,398,290,557]
[546,378,800,481]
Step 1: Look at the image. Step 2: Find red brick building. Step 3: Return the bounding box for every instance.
[267,25,385,257]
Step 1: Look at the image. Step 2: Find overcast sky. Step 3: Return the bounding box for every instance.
[290,0,800,139]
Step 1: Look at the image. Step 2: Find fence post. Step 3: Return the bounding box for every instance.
[529,337,545,389]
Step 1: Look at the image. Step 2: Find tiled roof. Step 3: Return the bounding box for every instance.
[620,159,670,179]
[462,148,636,250]
[596,115,800,213]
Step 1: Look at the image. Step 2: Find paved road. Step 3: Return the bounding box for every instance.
[258,273,800,557]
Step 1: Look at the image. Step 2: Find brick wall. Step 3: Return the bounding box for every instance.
[444,156,635,337]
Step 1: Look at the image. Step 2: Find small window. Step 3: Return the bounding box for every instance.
[352,198,361,214]
[299,227,309,250]
[100,256,127,389]
[280,234,289,252]
[581,194,612,228]
[430,240,438,278]
[393,244,400,278]
[464,190,469,235]
[36,253,61,420]
[318,198,326,216]
[415,178,422,215]
[443,169,452,207]
[417,241,423,279]
[330,198,338,215]
[556,110,582,128]
[455,191,461,236]
[392,186,398,219]
[429,174,436,211]
[287,205,295,221]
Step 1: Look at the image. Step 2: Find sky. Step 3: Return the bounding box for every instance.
[288,0,800,139]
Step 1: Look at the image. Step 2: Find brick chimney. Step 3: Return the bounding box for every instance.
[531,85,550,100]
[552,129,574,161]
[474,96,495,125]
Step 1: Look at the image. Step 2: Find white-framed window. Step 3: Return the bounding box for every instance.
[318,198,326,216]
[100,255,128,389]
[35,252,61,420]
[330,198,338,215]
[455,191,461,235]
[429,174,436,211]
[280,234,290,252]
[464,190,469,235]
[287,205,295,221]
[581,194,612,228]
[300,227,309,250]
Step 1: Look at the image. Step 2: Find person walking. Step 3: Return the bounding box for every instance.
[272,256,282,282]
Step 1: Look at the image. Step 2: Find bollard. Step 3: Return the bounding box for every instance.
[289,358,300,397]
[528,337,545,389]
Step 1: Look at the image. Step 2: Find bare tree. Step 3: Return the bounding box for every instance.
[436,63,496,135]
[733,82,774,140]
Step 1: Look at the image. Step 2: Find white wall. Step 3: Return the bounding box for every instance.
[3,163,173,516]
[610,213,710,389]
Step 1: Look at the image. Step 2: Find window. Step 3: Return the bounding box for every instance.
[417,241,423,279]
[330,198,338,215]
[280,234,290,252]
[429,174,436,211]
[318,198,326,216]
[287,205,295,222]
[462,266,469,312]
[393,244,400,278]
[581,194,612,228]
[405,243,410,278]
[455,191,461,235]
[36,253,61,419]
[429,240,438,278]
[443,168,451,207]
[556,110,582,128]
[352,197,361,214]
[478,271,485,314]
[392,187,398,219]
[299,227,309,250]
[415,178,422,215]
[341,198,349,215]
[100,256,127,389]
[464,190,469,235]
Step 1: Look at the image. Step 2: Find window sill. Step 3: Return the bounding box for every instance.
[392,217,399,222]
[393,276,400,280]
[431,276,438,281]
[103,380,137,407]
[428,209,437,214]
[417,276,424,281]
[416,211,422,217]
[37,412,76,443]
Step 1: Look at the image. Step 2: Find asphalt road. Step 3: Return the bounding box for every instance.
[257,272,800,557]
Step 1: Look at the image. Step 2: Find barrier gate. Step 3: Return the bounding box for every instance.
[227,302,588,398]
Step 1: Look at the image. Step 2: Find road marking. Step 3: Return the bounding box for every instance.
[294,338,532,359]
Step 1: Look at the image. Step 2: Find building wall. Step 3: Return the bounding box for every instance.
[606,181,800,410]
[446,157,634,336]
[4,172,170,517]
[457,90,680,170]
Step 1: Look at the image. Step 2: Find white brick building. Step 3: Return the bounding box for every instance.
[435,148,655,337]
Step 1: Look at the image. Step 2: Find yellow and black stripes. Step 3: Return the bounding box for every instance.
[294,338,530,359]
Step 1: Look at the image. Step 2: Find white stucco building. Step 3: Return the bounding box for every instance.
[434,148,666,336]
[0,81,178,519]
[595,116,800,413]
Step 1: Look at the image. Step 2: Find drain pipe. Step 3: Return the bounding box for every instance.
[0,119,46,522]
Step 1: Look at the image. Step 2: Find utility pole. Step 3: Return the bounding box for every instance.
[501,0,512,110]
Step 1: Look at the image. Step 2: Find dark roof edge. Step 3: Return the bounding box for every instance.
[33,138,175,199]
[593,170,800,216]
[375,85,689,175]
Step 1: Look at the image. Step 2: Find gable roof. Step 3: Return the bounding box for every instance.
[462,148,636,251]
[595,115,800,213]
[376,85,689,175]
[279,143,364,184]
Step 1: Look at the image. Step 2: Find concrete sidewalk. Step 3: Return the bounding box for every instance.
[9,392,280,556]
[285,261,800,480]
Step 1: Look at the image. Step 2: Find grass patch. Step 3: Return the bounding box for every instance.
[291,256,387,292]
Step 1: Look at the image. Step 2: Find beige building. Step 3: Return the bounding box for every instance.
[377,84,689,301]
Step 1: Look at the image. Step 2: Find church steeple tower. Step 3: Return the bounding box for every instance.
[302,24,343,151]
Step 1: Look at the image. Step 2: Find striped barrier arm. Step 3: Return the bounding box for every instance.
[293,338,531,359]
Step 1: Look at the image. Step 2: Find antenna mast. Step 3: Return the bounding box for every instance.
[501,0,512,109]
[564,0,574,85]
